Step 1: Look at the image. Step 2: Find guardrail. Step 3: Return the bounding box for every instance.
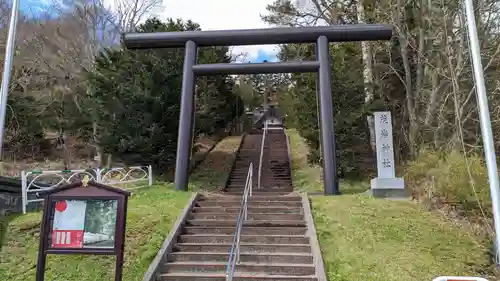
[257,121,268,189]
[21,169,98,214]
[225,162,253,281]
[20,165,152,214]
[97,165,152,188]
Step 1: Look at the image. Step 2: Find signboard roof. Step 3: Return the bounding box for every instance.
[39,180,131,197]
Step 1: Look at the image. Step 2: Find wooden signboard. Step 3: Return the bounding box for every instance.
[35,179,131,281]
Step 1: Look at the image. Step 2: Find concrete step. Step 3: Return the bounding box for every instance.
[229,179,291,183]
[167,252,313,264]
[185,219,306,227]
[198,196,301,202]
[235,158,288,161]
[228,175,290,178]
[226,184,292,187]
[253,184,293,188]
[196,201,302,207]
[229,175,290,178]
[224,191,293,196]
[225,187,293,191]
[158,272,318,281]
[188,213,303,221]
[173,243,311,253]
[227,184,293,188]
[163,261,315,275]
[223,188,293,192]
[230,170,290,174]
[229,176,291,179]
[224,187,293,192]
[191,206,302,214]
[178,234,309,244]
[246,182,293,185]
[182,226,307,235]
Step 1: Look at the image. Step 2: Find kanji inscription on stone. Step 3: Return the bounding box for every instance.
[374,111,396,178]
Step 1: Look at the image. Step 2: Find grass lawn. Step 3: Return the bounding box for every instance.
[286,129,493,281]
[313,196,491,281]
[0,134,243,281]
[287,128,369,194]
[0,184,192,281]
[190,135,242,192]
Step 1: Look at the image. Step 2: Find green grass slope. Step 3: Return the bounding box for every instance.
[286,129,492,281]
[0,135,243,281]
[0,185,191,281]
[313,196,490,281]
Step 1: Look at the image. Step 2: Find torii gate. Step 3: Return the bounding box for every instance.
[122,24,393,195]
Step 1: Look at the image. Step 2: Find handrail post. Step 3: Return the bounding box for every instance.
[21,170,27,214]
[226,162,254,281]
[257,121,268,189]
[236,234,240,264]
[244,191,248,221]
[250,163,253,196]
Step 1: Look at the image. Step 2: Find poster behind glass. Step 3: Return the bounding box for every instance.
[51,199,118,249]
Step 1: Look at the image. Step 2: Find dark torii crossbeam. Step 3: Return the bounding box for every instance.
[122,24,393,195]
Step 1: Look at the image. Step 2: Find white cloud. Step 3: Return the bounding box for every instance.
[158,0,279,62]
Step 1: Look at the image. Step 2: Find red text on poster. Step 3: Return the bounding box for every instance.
[51,200,87,248]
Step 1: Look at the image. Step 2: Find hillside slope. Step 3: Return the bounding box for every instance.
[287,129,492,281]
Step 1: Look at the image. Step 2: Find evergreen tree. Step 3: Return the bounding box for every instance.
[87,17,243,168]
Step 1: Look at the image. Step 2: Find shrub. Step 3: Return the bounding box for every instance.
[405,149,491,218]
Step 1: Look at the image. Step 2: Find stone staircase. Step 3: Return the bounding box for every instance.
[226,131,293,196]
[158,194,319,281]
[259,131,293,191]
[152,127,325,281]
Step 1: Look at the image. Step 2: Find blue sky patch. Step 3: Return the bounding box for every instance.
[252,48,279,63]
[19,0,56,18]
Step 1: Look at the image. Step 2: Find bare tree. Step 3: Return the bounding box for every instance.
[113,0,164,32]
[1,0,164,166]
[263,0,377,153]
[263,0,500,156]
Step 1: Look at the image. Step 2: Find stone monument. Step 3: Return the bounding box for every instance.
[370,111,406,198]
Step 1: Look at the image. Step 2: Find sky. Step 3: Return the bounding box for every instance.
[19,0,52,16]
[16,0,280,62]
[159,0,280,63]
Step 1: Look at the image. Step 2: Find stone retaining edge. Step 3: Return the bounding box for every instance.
[141,192,200,281]
[301,194,327,281]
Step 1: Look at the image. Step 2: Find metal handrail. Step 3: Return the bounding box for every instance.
[285,133,293,180]
[225,162,253,281]
[257,121,268,189]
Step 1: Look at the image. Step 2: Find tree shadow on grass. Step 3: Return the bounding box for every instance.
[306,179,370,196]
[340,179,370,194]
[0,213,21,252]
[189,150,239,192]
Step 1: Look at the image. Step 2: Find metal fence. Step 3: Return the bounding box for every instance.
[97,166,153,188]
[20,165,152,214]
[21,169,97,214]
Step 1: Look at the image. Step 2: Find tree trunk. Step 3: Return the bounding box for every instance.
[357,0,376,153]
[92,121,104,166]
